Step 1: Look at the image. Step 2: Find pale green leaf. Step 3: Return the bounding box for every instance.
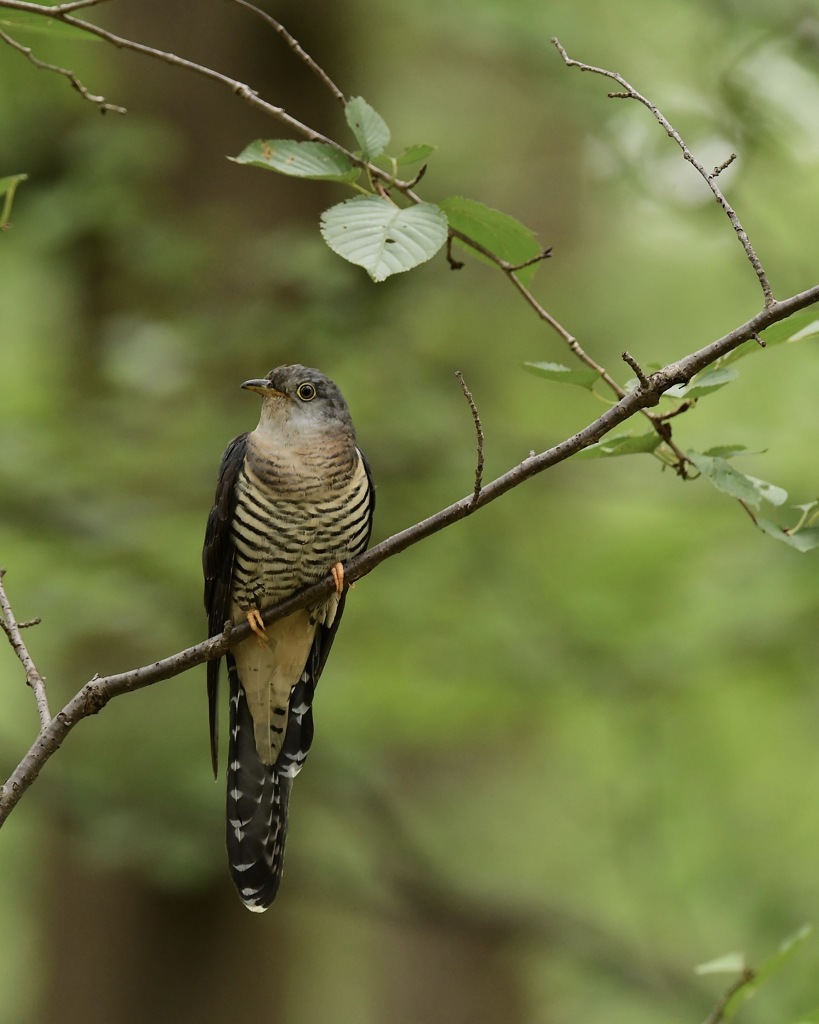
[695,951,747,975]
[757,519,819,552]
[231,140,360,183]
[320,196,448,281]
[678,366,739,399]
[345,96,391,159]
[439,196,544,286]
[576,431,661,459]
[746,476,788,507]
[687,452,765,508]
[523,361,599,391]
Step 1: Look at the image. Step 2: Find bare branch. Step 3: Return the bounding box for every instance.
[552,37,775,307]
[455,371,485,505]
[622,350,649,389]
[0,570,51,728]
[0,28,126,113]
[231,0,347,105]
[2,282,817,827]
[702,968,756,1024]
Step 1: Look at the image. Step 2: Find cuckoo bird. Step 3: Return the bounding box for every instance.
[203,365,375,911]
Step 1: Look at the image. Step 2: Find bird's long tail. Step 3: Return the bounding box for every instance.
[226,655,291,912]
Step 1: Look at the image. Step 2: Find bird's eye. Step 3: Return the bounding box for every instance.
[296,382,317,401]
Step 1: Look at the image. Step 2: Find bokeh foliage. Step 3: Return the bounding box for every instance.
[1,1,819,1022]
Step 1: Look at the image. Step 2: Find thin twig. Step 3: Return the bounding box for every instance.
[0,28,126,113]
[702,968,756,1024]
[2,282,818,827]
[230,0,347,106]
[622,350,649,388]
[455,371,485,504]
[552,37,775,307]
[0,570,51,728]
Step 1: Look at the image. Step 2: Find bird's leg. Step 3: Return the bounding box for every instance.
[331,562,345,595]
[246,608,268,643]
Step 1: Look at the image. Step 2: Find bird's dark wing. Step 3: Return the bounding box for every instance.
[203,432,248,778]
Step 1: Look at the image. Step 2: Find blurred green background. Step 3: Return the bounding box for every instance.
[1,1,819,1022]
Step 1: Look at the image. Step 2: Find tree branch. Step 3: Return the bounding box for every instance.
[2,283,817,827]
[0,570,50,728]
[552,37,775,307]
[455,371,484,505]
[0,26,126,113]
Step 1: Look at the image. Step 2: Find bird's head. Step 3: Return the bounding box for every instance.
[242,364,354,438]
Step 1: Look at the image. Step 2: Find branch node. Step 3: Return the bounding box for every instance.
[708,152,737,180]
[455,371,485,505]
[752,331,766,348]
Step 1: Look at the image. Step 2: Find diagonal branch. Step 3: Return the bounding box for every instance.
[2,283,817,827]
[552,37,775,307]
[0,570,50,728]
[0,27,126,113]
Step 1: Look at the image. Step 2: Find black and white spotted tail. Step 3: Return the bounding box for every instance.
[225,656,290,912]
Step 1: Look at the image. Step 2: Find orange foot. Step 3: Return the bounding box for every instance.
[331,562,345,595]
[246,608,267,643]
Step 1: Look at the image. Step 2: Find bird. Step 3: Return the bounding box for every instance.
[203,364,375,911]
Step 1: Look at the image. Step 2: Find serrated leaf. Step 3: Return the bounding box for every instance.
[345,97,391,160]
[0,173,27,229]
[523,361,599,391]
[577,431,661,459]
[320,196,448,282]
[231,140,360,183]
[395,143,437,166]
[439,196,544,286]
[757,519,819,552]
[695,951,747,975]
[678,366,739,399]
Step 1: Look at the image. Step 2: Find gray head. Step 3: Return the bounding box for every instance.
[242,364,355,438]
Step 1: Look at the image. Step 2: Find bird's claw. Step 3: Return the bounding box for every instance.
[331,562,344,596]
[246,608,268,644]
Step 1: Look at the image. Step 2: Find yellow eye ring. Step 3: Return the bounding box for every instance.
[296,381,317,401]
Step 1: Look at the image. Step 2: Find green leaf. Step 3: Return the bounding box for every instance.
[523,361,599,391]
[576,431,661,459]
[688,452,770,509]
[0,173,28,229]
[230,140,360,183]
[679,366,739,399]
[722,308,819,365]
[439,196,544,286]
[395,143,437,166]
[702,445,750,459]
[747,476,788,507]
[695,951,747,975]
[345,97,391,160]
[320,196,448,282]
[756,519,819,552]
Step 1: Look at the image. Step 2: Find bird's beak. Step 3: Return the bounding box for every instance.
[241,379,287,398]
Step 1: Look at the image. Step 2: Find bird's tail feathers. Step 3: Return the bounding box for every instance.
[226,656,290,912]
